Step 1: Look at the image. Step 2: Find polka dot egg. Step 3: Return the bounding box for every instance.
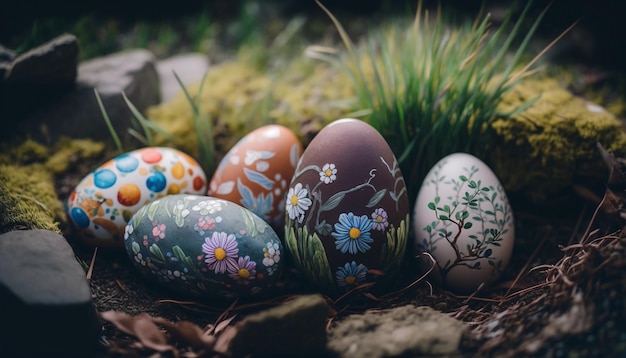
[67,147,207,248]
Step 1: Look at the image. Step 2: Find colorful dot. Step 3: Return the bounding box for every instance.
[171,162,185,179]
[193,176,205,191]
[167,183,181,194]
[115,154,139,172]
[146,172,166,192]
[141,148,162,164]
[180,152,198,166]
[70,207,90,229]
[117,183,141,206]
[93,169,116,188]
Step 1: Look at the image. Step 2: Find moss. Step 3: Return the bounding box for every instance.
[544,64,626,120]
[147,61,270,158]
[146,59,354,166]
[489,78,626,202]
[0,136,107,234]
[0,139,50,165]
[45,137,106,174]
[146,57,625,204]
[0,164,65,234]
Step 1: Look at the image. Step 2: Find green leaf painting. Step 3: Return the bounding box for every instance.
[366,189,387,208]
[381,213,408,273]
[285,218,334,290]
[241,206,264,236]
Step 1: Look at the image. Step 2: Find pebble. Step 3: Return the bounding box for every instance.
[327,305,466,358]
[223,294,329,357]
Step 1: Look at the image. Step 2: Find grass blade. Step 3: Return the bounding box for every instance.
[122,91,154,146]
[94,89,123,154]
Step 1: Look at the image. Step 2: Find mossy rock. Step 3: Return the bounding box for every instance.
[0,164,64,234]
[0,137,107,234]
[490,78,626,202]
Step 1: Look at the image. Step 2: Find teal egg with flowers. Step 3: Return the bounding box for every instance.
[124,194,284,300]
[284,118,410,297]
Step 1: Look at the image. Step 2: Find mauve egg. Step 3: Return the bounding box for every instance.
[413,152,515,293]
[124,194,284,300]
[208,124,302,231]
[67,147,207,248]
[284,118,410,296]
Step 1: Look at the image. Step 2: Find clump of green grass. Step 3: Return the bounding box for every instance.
[95,71,216,175]
[315,0,571,204]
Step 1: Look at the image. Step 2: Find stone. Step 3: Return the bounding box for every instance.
[10,49,160,143]
[327,305,466,358]
[222,294,329,357]
[4,33,78,86]
[0,34,79,128]
[156,53,209,102]
[0,229,101,357]
[489,78,626,203]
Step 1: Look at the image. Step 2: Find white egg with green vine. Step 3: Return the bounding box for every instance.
[413,152,514,293]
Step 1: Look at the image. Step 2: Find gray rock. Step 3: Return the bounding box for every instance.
[4,33,78,86]
[157,52,209,102]
[13,49,160,143]
[328,305,466,358]
[0,34,79,129]
[223,294,330,357]
[0,229,101,357]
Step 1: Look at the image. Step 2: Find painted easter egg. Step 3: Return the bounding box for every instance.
[208,125,302,232]
[67,147,207,248]
[413,152,515,293]
[124,194,284,300]
[284,118,410,296]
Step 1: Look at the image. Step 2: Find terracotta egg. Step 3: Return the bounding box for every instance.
[67,147,207,248]
[284,118,410,296]
[124,194,284,300]
[413,152,515,293]
[208,124,302,231]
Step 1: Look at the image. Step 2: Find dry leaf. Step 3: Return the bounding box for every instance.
[152,317,215,351]
[211,314,238,336]
[213,325,238,354]
[100,311,173,353]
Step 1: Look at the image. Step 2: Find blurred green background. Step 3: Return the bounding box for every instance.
[1,0,624,72]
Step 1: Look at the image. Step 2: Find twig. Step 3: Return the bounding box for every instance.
[502,229,551,300]
[86,247,98,280]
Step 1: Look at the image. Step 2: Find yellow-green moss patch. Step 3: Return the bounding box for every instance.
[490,78,626,202]
[0,164,65,234]
[0,137,107,234]
[0,139,50,165]
[146,60,354,166]
[45,137,107,174]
